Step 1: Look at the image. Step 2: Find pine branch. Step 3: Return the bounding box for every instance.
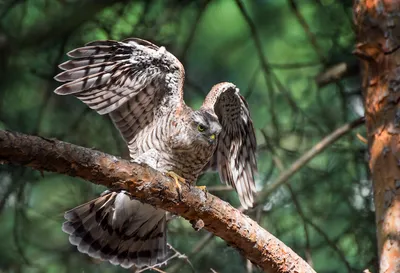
[0,129,316,273]
[257,116,365,203]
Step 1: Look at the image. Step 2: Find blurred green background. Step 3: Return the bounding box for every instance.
[0,0,374,273]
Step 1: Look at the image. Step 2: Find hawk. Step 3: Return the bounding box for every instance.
[54,38,257,268]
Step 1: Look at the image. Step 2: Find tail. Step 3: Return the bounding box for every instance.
[62,191,167,268]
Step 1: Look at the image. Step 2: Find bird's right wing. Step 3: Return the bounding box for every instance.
[201,83,257,209]
[54,38,185,146]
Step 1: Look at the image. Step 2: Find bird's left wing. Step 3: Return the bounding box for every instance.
[54,38,185,148]
[201,82,257,209]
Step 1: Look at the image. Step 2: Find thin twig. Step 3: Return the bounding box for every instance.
[288,0,326,62]
[356,133,368,144]
[220,117,364,202]
[33,35,70,135]
[0,0,23,20]
[315,62,359,88]
[234,0,280,141]
[289,0,349,123]
[268,61,321,70]
[256,116,365,204]
[150,268,167,273]
[180,0,211,62]
[137,244,194,273]
[287,185,313,267]
[235,0,325,136]
[303,215,352,272]
[244,66,260,100]
[169,233,214,273]
[13,183,33,266]
[207,185,233,192]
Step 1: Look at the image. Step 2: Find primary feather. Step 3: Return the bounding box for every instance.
[202,83,257,209]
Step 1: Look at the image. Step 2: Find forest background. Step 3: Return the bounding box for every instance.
[0,1,372,273]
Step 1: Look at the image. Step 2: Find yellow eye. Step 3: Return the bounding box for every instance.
[197,124,206,132]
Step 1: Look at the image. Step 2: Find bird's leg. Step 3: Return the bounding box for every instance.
[166,171,186,197]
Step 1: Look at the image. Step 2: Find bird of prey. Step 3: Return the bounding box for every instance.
[54,38,257,268]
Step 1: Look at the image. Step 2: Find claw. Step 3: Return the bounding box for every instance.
[195,185,208,198]
[196,185,207,192]
[166,171,186,198]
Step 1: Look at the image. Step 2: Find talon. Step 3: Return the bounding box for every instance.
[196,185,207,192]
[166,171,186,197]
[195,185,208,198]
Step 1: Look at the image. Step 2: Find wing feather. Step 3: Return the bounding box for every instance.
[54,39,185,145]
[202,82,257,209]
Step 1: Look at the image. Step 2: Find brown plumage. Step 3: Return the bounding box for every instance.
[54,38,257,268]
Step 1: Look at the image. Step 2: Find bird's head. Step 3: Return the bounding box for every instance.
[190,110,222,146]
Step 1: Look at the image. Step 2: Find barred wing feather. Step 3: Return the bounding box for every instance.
[202,83,257,209]
[54,38,185,145]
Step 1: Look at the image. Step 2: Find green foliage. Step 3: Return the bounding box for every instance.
[0,0,374,272]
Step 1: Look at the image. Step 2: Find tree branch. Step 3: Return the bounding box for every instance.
[315,62,360,88]
[288,0,326,63]
[0,129,316,273]
[256,116,365,204]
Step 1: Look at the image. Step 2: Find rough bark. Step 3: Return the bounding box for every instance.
[0,130,316,273]
[354,1,400,272]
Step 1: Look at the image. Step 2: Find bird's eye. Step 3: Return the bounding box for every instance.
[197,124,206,132]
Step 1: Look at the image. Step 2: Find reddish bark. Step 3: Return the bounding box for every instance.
[0,130,316,273]
[354,1,400,272]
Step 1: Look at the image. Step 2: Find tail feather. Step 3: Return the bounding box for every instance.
[62,191,167,268]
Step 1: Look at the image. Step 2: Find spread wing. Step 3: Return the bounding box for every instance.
[54,38,185,153]
[202,82,257,209]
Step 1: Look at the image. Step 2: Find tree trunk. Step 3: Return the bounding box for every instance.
[354,1,400,272]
